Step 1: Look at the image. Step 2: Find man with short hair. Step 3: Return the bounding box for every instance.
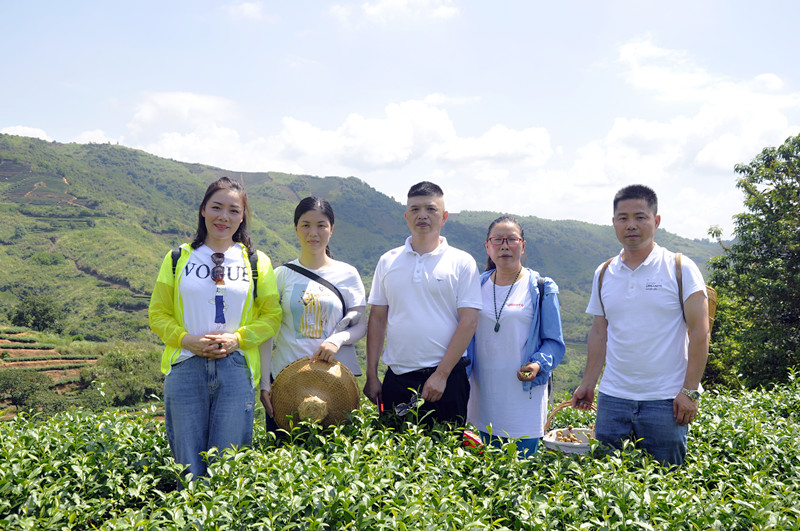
[364,181,482,424]
[572,184,709,466]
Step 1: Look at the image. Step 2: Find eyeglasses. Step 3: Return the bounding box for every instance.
[394,391,421,417]
[487,236,523,247]
[211,252,225,283]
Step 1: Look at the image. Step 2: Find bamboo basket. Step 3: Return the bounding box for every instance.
[542,400,596,454]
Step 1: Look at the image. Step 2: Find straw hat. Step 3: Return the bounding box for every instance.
[271,356,360,430]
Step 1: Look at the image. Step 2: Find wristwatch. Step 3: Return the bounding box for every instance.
[680,387,701,401]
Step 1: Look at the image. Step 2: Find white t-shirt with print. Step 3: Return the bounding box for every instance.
[177,244,249,362]
[271,259,366,377]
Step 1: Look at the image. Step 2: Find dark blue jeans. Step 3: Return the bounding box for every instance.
[595,392,688,466]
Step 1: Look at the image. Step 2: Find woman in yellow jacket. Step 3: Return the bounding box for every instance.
[149,176,281,479]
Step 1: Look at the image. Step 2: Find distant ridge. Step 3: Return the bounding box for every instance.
[0,134,722,343]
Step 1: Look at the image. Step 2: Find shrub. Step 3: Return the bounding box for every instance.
[78,345,163,407]
[6,290,66,333]
[0,369,51,410]
[0,377,798,529]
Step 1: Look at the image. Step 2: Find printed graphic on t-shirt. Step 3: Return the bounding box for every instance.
[291,282,336,339]
[183,262,251,283]
[182,259,250,326]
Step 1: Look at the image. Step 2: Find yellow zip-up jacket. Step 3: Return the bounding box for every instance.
[148,243,282,386]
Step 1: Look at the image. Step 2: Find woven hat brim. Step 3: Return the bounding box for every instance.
[271,356,360,430]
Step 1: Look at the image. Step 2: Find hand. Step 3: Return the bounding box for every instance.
[517,362,540,382]
[260,389,274,418]
[180,334,228,359]
[421,371,447,403]
[363,376,383,407]
[571,384,595,410]
[673,392,699,426]
[202,332,239,359]
[312,341,339,362]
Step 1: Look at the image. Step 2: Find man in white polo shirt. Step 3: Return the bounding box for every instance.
[572,184,709,466]
[364,181,482,424]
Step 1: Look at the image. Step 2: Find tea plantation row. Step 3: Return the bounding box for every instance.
[1,376,799,530]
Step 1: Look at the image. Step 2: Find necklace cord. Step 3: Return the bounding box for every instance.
[492,268,522,332]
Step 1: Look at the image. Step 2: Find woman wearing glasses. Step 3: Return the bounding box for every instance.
[149,176,281,479]
[260,197,367,430]
[466,216,565,457]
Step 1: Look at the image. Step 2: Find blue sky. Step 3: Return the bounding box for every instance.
[2,0,799,240]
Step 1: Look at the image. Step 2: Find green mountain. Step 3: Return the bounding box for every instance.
[0,134,722,344]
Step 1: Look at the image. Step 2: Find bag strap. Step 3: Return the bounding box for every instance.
[676,252,685,322]
[172,246,260,298]
[171,246,182,276]
[281,263,347,318]
[248,249,259,300]
[537,276,545,309]
[597,257,614,317]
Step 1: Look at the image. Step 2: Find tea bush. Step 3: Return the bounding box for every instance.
[1,376,799,530]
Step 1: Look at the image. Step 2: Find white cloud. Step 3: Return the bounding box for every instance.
[116,34,800,241]
[362,0,458,21]
[329,4,353,25]
[123,93,554,218]
[263,98,551,172]
[618,38,719,101]
[223,1,265,21]
[127,92,238,137]
[435,125,552,166]
[331,0,458,25]
[1,126,52,141]
[543,38,800,238]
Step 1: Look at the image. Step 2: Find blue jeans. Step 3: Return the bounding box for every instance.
[164,353,255,478]
[479,431,539,459]
[595,392,688,466]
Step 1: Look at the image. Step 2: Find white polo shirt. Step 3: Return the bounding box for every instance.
[368,236,482,374]
[586,244,707,400]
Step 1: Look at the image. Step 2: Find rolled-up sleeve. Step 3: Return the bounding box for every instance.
[526,278,566,387]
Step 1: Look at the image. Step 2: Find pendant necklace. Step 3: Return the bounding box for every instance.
[493,268,521,332]
[210,251,227,325]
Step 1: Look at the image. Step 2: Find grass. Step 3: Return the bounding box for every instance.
[1,375,798,529]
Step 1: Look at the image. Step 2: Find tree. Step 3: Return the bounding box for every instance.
[0,369,51,411]
[7,289,66,333]
[708,133,800,387]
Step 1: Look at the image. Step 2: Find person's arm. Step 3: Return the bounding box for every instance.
[421,307,479,402]
[674,290,709,425]
[313,306,367,361]
[520,281,566,384]
[572,315,608,409]
[232,252,282,352]
[148,251,187,349]
[364,304,388,405]
[258,338,274,417]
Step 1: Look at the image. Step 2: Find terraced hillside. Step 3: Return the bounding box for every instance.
[0,326,101,417]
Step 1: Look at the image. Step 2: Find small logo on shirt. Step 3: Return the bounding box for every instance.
[645,280,663,291]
